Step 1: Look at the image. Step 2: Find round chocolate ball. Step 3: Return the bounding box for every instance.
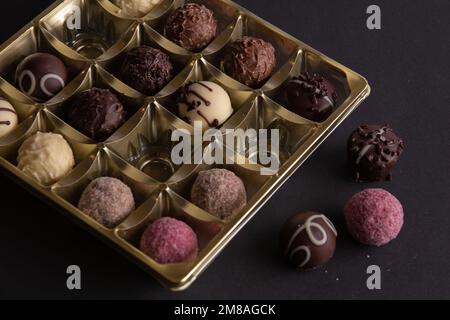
[191,169,247,220]
[165,3,218,51]
[348,125,404,182]
[119,46,174,96]
[140,217,199,264]
[15,52,68,102]
[0,97,19,138]
[67,88,126,141]
[78,177,135,228]
[345,189,404,247]
[222,37,276,88]
[284,72,338,122]
[280,212,337,270]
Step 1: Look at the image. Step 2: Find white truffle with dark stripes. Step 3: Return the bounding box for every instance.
[0,97,18,138]
[280,211,337,270]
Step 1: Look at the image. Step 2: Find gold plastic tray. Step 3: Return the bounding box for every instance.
[0,0,370,290]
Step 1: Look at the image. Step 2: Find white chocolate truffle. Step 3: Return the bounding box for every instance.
[178,81,233,129]
[0,98,18,138]
[17,132,75,185]
[116,0,162,17]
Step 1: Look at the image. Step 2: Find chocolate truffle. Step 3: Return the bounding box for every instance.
[280,212,337,270]
[191,169,247,220]
[140,217,198,264]
[345,189,404,247]
[15,53,68,102]
[348,125,404,182]
[17,132,75,185]
[116,0,162,17]
[179,81,233,129]
[78,177,135,228]
[222,37,276,88]
[165,3,217,52]
[284,72,338,122]
[67,88,126,141]
[0,98,18,138]
[119,46,173,96]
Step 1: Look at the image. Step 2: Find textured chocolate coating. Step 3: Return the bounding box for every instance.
[67,88,126,141]
[15,53,68,102]
[119,46,173,95]
[348,125,404,182]
[165,3,217,51]
[191,169,247,220]
[222,36,276,88]
[280,212,337,270]
[284,72,338,122]
[78,177,135,228]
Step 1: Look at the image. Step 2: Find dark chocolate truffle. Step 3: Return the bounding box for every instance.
[78,177,135,228]
[348,125,404,182]
[280,212,337,270]
[191,169,247,220]
[119,46,173,96]
[284,72,338,122]
[222,37,276,88]
[15,52,68,102]
[67,88,126,141]
[165,3,217,51]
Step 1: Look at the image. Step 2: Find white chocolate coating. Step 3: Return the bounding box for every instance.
[178,81,233,130]
[17,132,75,185]
[0,99,18,138]
[116,0,162,17]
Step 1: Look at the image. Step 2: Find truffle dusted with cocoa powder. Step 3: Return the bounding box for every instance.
[348,125,404,182]
[119,46,174,95]
[165,3,218,52]
[222,36,276,88]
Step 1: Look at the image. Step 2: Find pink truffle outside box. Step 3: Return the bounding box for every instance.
[0,0,370,290]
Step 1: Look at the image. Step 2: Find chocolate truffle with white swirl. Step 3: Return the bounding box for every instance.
[348,125,404,182]
[178,81,233,130]
[0,98,18,138]
[284,72,338,122]
[15,53,68,102]
[280,212,337,270]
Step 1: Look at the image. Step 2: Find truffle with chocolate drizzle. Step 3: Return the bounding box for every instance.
[280,212,337,270]
[0,97,19,138]
[284,72,338,122]
[348,125,404,182]
[178,81,233,130]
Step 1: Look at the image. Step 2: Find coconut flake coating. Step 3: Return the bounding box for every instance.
[344,188,404,247]
[78,177,135,228]
[139,217,199,264]
[191,169,247,220]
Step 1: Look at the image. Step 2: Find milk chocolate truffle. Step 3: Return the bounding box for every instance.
[348,125,404,182]
[140,217,198,264]
[191,169,247,220]
[116,0,162,17]
[67,88,126,141]
[222,37,276,88]
[0,98,18,138]
[280,212,337,270]
[284,72,338,122]
[78,177,135,228]
[15,53,68,102]
[345,189,403,246]
[179,81,233,129]
[165,3,217,51]
[17,132,75,185]
[119,46,173,95]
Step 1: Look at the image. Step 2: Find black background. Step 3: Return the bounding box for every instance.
[0,0,449,300]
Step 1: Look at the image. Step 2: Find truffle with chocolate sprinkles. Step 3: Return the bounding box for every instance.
[348,125,404,182]
[284,72,338,122]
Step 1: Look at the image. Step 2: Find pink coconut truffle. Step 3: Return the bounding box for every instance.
[140,217,199,264]
[344,188,404,247]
